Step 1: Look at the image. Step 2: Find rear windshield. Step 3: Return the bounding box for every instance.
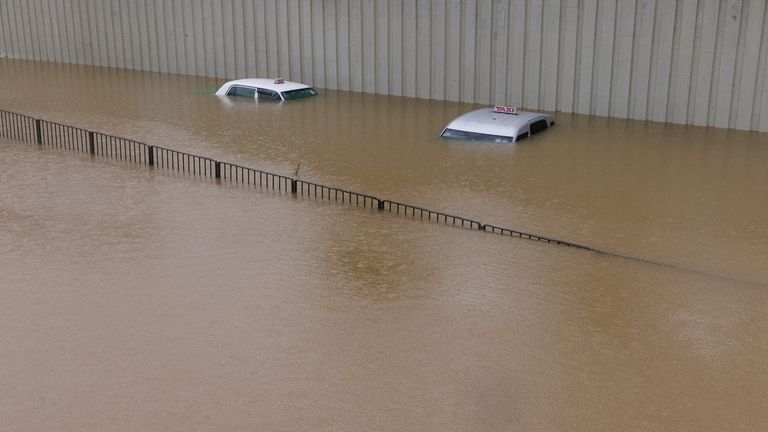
[441,128,514,143]
[281,88,318,100]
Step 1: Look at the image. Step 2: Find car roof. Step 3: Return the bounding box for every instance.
[443,108,553,138]
[215,78,313,95]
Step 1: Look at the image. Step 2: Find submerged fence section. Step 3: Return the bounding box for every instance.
[0,108,594,252]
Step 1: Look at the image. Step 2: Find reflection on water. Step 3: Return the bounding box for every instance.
[1,59,767,431]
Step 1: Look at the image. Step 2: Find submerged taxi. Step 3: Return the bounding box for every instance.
[215,78,318,101]
[441,105,554,143]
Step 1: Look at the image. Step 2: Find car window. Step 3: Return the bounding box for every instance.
[441,128,514,143]
[227,86,256,98]
[529,119,549,135]
[256,88,281,101]
[282,88,318,100]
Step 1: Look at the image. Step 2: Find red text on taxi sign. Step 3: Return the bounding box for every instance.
[494,105,518,114]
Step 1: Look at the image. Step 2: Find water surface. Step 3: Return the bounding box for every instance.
[1,59,767,431]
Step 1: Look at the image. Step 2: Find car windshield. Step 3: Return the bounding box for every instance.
[440,128,514,143]
[281,87,318,100]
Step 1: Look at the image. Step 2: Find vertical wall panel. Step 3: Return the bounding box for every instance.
[670,0,696,124]
[130,1,143,69]
[0,1,10,57]
[506,0,526,106]
[124,1,135,67]
[276,0,290,78]
[691,0,719,126]
[73,0,87,64]
[647,0,675,123]
[136,0,150,70]
[735,0,765,129]
[444,0,460,101]
[59,0,73,63]
[114,0,127,69]
[754,3,768,132]
[201,0,215,76]
[611,0,635,118]
[50,0,63,62]
[540,0,560,111]
[186,1,198,74]
[557,0,578,112]
[211,1,224,77]
[415,0,430,98]
[712,0,741,128]
[311,0,326,87]
[222,0,236,78]
[2,0,768,132]
[335,0,349,89]
[401,0,416,97]
[81,0,93,64]
[34,0,47,59]
[593,0,616,116]
[348,0,362,92]
[490,0,509,105]
[24,0,39,60]
[143,0,157,70]
[36,0,46,60]
[429,0,445,99]
[3,1,18,58]
[287,0,302,82]
[321,0,336,89]
[15,0,28,59]
[388,0,402,96]
[92,0,109,66]
[255,0,269,78]
[524,0,544,108]
[459,0,476,103]
[232,0,245,77]
[630,0,655,120]
[475,0,492,103]
[195,0,210,75]
[155,2,170,73]
[373,0,387,94]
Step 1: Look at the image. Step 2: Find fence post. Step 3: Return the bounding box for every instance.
[215,161,221,179]
[377,199,385,211]
[290,179,297,194]
[147,145,154,166]
[88,131,95,155]
[34,119,42,144]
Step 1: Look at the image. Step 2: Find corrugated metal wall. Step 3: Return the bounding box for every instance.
[1,0,768,131]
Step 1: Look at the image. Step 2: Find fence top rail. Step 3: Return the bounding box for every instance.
[0,108,37,121]
[483,224,596,250]
[39,119,90,134]
[223,162,293,180]
[382,199,482,224]
[93,131,148,145]
[296,179,379,200]
[152,144,215,161]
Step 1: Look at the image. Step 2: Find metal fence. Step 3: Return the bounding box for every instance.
[0,108,593,252]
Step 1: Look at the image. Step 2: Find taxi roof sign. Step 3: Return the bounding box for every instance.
[494,105,518,115]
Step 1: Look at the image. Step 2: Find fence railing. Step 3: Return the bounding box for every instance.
[0,109,36,142]
[0,107,596,252]
[2,107,761,287]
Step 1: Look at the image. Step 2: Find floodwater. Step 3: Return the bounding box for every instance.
[1,59,767,431]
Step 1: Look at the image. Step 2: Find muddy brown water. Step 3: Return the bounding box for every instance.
[1,59,767,431]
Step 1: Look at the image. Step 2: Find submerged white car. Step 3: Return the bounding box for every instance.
[441,106,554,143]
[215,78,318,101]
